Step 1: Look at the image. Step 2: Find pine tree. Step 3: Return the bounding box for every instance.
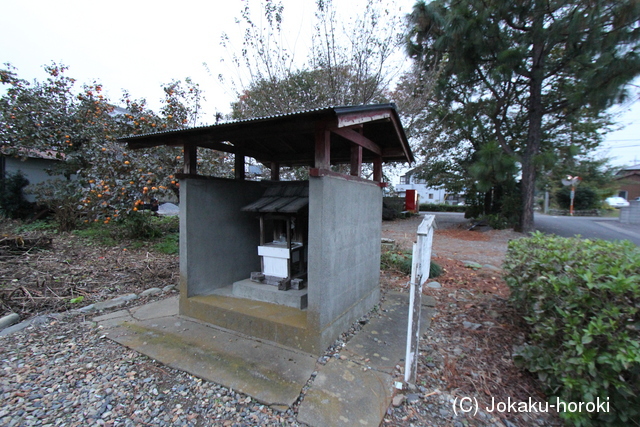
[406,0,640,231]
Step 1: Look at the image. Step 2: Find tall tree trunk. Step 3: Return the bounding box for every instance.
[484,190,492,216]
[518,10,545,233]
[519,90,543,232]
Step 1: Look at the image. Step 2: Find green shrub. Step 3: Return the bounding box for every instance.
[153,215,179,234]
[429,261,442,278]
[419,203,465,212]
[485,213,511,230]
[381,245,441,278]
[504,232,640,426]
[0,171,33,219]
[30,179,83,232]
[555,185,600,211]
[74,214,176,246]
[121,211,163,239]
[153,233,179,254]
[16,220,57,233]
[73,223,118,246]
[381,248,413,274]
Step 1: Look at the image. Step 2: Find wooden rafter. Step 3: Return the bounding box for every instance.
[330,127,381,156]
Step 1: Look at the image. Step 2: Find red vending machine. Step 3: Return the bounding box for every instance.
[405,189,419,213]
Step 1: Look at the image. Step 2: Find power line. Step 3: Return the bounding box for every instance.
[604,144,640,149]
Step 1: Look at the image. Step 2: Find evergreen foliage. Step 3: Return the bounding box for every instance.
[505,233,640,426]
[0,170,32,219]
[555,185,600,211]
[405,0,640,232]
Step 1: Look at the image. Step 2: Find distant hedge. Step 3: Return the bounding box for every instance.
[504,232,640,426]
[419,203,465,212]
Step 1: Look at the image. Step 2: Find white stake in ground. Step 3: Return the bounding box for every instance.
[405,215,435,384]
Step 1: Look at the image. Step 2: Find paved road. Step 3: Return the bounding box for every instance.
[533,213,640,246]
[426,211,640,246]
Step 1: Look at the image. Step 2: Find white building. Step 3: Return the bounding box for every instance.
[395,168,463,205]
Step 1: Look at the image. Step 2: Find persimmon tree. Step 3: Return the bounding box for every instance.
[0,63,219,230]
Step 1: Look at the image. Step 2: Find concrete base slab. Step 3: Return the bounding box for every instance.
[101,308,316,408]
[231,279,308,309]
[93,309,134,328]
[342,291,435,374]
[95,292,435,425]
[297,291,435,426]
[297,357,393,427]
[130,296,179,320]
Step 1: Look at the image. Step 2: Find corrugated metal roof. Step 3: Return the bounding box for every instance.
[0,146,65,161]
[118,104,413,166]
[118,106,339,141]
[121,104,410,141]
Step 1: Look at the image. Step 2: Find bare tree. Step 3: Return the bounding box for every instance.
[219,0,407,119]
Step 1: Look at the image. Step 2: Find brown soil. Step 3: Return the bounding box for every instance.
[0,221,178,318]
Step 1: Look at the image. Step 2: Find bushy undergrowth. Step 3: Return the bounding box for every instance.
[0,171,32,219]
[419,203,465,212]
[72,215,179,253]
[555,185,600,211]
[504,232,640,426]
[381,245,442,278]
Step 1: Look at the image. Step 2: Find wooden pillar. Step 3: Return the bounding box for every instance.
[183,144,197,175]
[314,128,330,170]
[235,151,245,181]
[350,144,363,177]
[373,156,382,182]
[271,161,280,181]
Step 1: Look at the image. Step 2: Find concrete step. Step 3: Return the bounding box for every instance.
[96,292,437,426]
[181,293,313,352]
[100,302,316,408]
[231,279,308,309]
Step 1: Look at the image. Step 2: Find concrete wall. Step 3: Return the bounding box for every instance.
[179,174,384,353]
[620,200,640,225]
[180,178,264,297]
[307,176,382,333]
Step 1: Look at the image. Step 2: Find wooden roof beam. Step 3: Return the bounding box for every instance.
[388,113,413,164]
[330,127,381,156]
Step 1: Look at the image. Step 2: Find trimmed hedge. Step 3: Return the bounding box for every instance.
[419,203,465,212]
[504,232,640,426]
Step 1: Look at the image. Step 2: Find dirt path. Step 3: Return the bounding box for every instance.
[382,213,522,267]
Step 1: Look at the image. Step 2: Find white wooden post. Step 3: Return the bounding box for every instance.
[404,215,435,383]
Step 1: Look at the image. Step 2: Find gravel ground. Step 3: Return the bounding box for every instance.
[1,215,559,426]
[1,309,300,427]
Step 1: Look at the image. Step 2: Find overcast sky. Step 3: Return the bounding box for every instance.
[2,0,638,171]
